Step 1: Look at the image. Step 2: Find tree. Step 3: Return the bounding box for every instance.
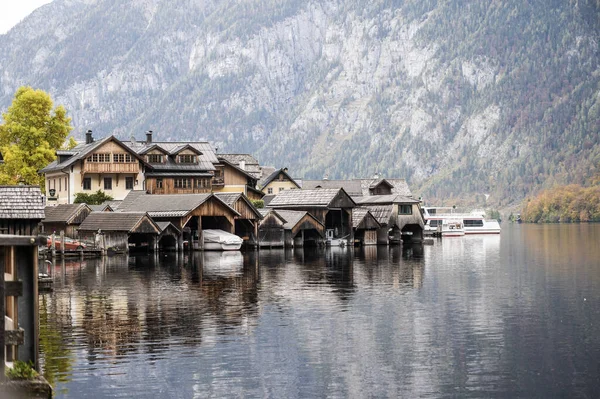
[0,87,72,188]
[73,190,114,205]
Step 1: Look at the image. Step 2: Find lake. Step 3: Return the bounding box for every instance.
[39,224,600,398]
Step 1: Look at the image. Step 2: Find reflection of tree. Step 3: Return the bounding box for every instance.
[39,295,74,390]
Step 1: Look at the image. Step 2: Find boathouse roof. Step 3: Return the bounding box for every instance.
[118,191,240,218]
[352,207,381,229]
[43,203,91,224]
[275,210,324,230]
[354,194,419,205]
[78,211,161,233]
[302,178,413,197]
[0,186,45,220]
[268,188,356,209]
[88,204,114,212]
[363,205,394,225]
[215,192,263,220]
[258,209,287,224]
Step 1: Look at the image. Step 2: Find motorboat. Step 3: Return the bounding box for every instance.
[423,207,500,235]
[202,229,243,251]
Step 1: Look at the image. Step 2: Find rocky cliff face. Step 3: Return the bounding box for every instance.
[1,0,598,207]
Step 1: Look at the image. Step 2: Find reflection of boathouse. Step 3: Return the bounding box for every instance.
[267,188,355,246]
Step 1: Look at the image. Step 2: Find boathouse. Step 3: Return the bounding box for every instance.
[257,209,286,248]
[215,193,262,248]
[276,210,325,247]
[0,186,45,236]
[78,212,161,253]
[117,191,241,250]
[354,195,424,244]
[42,203,93,238]
[352,207,380,246]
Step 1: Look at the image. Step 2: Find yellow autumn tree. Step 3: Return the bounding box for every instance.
[0,87,72,188]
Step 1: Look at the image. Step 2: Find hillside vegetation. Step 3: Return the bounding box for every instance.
[521,184,600,223]
[0,0,598,208]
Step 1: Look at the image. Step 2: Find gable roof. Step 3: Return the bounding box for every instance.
[214,192,263,219]
[217,158,259,182]
[302,178,413,197]
[88,204,114,212]
[274,210,324,230]
[40,136,147,174]
[118,191,240,218]
[258,208,287,224]
[171,144,203,156]
[43,203,91,223]
[259,168,300,189]
[352,207,381,229]
[125,141,218,163]
[360,178,413,197]
[268,188,356,208]
[301,179,363,196]
[0,186,45,220]
[219,154,262,178]
[137,143,169,155]
[78,211,160,233]
[363,205,394,225]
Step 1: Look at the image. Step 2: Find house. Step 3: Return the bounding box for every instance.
[39,131,147,204]
[117,191,241,251]
[78,211,161,253]
[42,203,92,238]
[259,168,300,195]
[0,186,45,236]
[354,195,425,244]
[352,207,380,246]
[217,154,262,179]
[212,157,264,200]
[267,188,355,245]
[214,193,263,248]
[124,131,217,195]
[0,234,47,391]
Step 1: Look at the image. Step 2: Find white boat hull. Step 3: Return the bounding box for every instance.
[202,229,243,251]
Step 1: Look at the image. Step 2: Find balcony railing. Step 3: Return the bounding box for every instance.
[212,177,225,186]
[83,162,140,174]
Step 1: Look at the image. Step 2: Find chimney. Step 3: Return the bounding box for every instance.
[85,130,93,144]
[239,161,246,170]
[146,130,153,144]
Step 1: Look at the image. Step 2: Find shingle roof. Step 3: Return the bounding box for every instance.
[125,141,218,166]
[274,210,323,230]
[354,194,419,205]
[352,207,380,229]
[214,192,242,206]
[155,221,181,233]
[88,204,114,212]
[259,168,299,189]
[268,188,353,208]
[78,212,155,232]
[0,186,45,219]
[43,203,91,223]
[364,205,394,225]
[301,180,363,196]
[219,154,262,178]
[118,191,240,218]
[258,208,287,224]
[360,178,413,197]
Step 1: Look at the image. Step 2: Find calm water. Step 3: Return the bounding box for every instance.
[39,224,600,398]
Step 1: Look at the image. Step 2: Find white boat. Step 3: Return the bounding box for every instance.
[202,229,243,251]
[441,218,465,236]
[423,207,500,235]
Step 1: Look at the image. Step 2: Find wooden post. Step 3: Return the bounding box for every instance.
[51,232,56,258]
[60,230,65,256]
[0,246,5,379]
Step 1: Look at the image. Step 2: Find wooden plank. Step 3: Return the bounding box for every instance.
[0,235,46,246]
[5,281,23,297]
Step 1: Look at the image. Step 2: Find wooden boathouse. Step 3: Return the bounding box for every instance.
[352,207,380,246]
[78,212,162,253]
[267,188,355,246]
[117,191,241,250]
[354,195,425,244]
[0,186,45,236]
[42,203,93,238]
[214,193,262,248]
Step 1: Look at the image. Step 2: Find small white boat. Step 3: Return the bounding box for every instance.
[441,219,465,237]
[202,229,243,251]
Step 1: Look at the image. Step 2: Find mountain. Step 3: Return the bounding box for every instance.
[1,0,599,208]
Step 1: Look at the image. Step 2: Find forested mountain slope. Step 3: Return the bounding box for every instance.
[1,0,598,207]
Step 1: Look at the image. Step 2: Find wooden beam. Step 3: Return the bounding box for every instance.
[0,235,46,246]
[5,281,23,297]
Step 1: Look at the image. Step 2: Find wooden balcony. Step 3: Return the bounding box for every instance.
[82,162,140,174]
[212,177,225,186]
[150,187,212,195]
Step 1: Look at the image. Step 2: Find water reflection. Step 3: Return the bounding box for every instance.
[39,226,600,398]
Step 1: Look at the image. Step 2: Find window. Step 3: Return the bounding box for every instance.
[88,153,111,162]
[83,177,91,190]
[125,177,134,190]
[267,187,273,194]
[399,205,412,215]
[429,220,440,227]
[113,153,134,163]
[148,154,163,163]
[195,178,209,189]
[279,187,285,192]
[104,177,112,190]
[156,178,163,189]
[178,154,196,163]
[174,178,191,189]
[464,219,484,227]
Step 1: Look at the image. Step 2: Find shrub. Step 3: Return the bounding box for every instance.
[5,360,38,380]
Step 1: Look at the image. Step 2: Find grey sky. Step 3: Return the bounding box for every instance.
[0,0,53,34]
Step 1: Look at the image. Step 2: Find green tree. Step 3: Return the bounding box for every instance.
[74,190,113,205]
[0,87,72,188]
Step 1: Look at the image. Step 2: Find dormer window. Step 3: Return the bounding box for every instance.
[178,154,196,164]
[148,154,164,163]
